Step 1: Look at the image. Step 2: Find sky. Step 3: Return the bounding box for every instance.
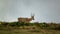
[0,0,60,23]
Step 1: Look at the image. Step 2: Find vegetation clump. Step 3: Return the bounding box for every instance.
[0,22,60,30]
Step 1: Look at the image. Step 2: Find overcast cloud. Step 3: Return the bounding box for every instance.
[0,0,60,23]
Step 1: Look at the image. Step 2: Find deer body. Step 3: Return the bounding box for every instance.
[18,15,34,23]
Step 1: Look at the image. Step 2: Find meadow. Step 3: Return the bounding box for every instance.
[0,22,60,34]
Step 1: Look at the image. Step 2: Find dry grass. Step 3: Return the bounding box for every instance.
[0,26,60,34]
[0,22,60,34]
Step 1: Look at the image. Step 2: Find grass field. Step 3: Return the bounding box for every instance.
[0,26,60,34]
[0,22,60,34]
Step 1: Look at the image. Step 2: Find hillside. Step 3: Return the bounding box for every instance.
[0,22,60,34]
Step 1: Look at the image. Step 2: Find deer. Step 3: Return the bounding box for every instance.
[18,14,34,23]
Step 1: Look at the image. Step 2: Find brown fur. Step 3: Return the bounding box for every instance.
[18,16,34,23]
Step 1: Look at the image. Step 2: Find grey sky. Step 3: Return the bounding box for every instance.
[0,0,60,23]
